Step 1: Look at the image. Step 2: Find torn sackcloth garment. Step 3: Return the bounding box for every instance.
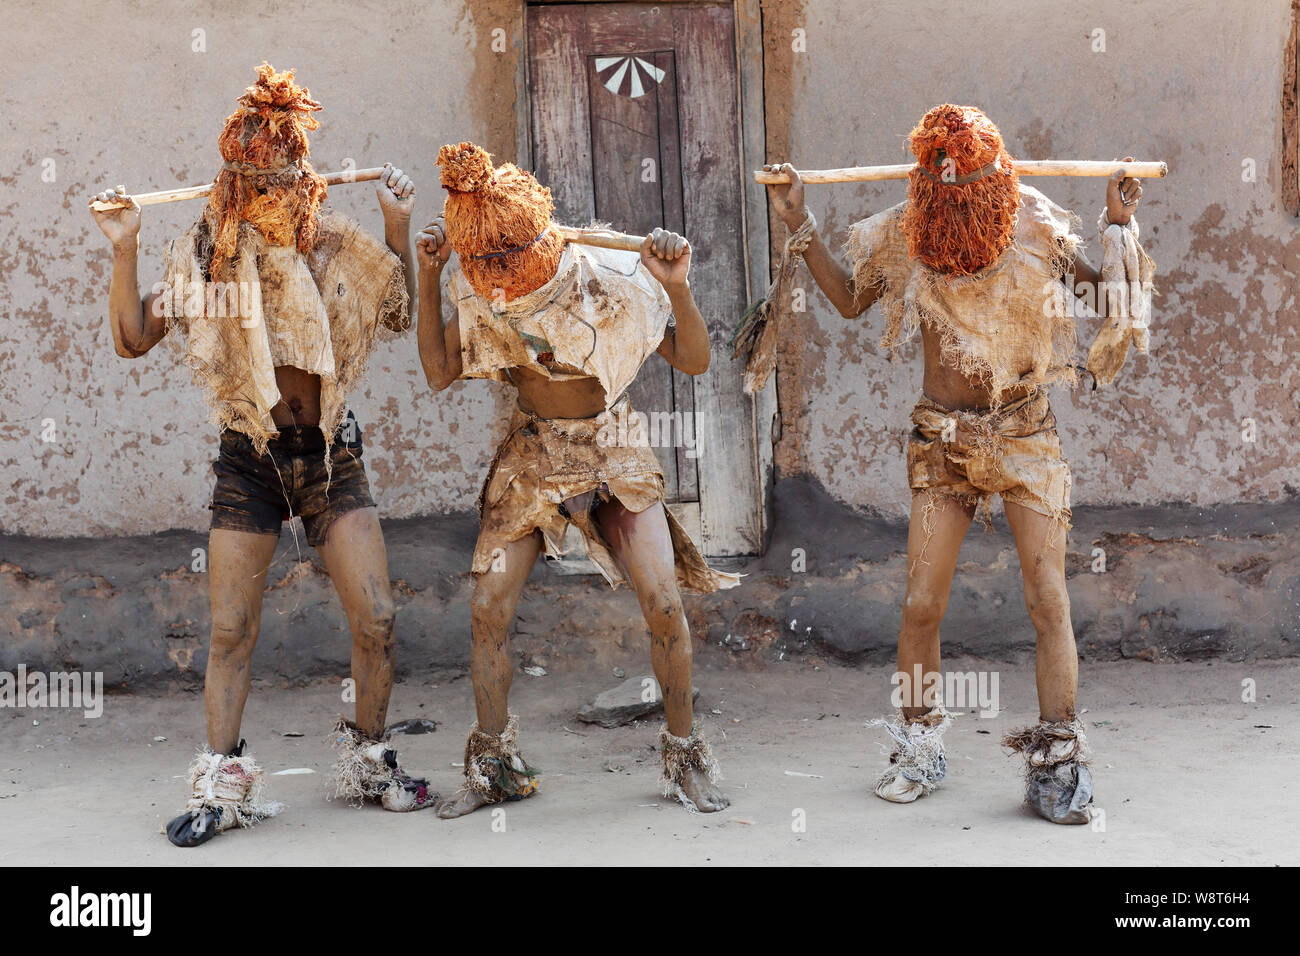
[845,184,1082,407]
[160,207,409,459]
[165,741,283,847]
[659,725,722,812]
[473,399,741,594]
[870,708,952,804]
[451,239,673,408]
[330,717,438,812]
[907,388,1072,528]
[1003,717,1095,825]
[461,713,539,803]
[1085,212,1156,386]
[731,210,817,394]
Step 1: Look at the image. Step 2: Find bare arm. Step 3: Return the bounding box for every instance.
[1070,251,1102,315]
[644,228,710,376]
[414,218,461,391]
[763,163,878,319]
[89,188,166,358]
[801,228,873,318]
[376,163,417,310]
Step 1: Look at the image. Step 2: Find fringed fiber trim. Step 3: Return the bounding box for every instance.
[659,725,722,812]
[463,713,539,802]
[329,716,395,805]
[868,708,952,793]
[1002,717,1090,772]
[731,210,818,394]
[182,746,283,830]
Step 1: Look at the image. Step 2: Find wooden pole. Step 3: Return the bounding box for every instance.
[89,174,652,253]
[554,224,644,252]
[88,167,389,212]
[753,159,1167,185]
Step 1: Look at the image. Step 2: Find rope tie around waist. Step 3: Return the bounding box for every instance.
[513,390,630,426]
[934,387,1045,457]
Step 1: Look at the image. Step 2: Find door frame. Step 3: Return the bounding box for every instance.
[512,0,776,557]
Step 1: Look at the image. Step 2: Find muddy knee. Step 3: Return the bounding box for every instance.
[644,592,687,640]
[470,577,514,637]
[1024,575,1070,631]
[209,608,258,667]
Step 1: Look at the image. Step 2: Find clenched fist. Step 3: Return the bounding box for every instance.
[1105,156,1143,227]
[377,162,415,220]
[641,227,690,289]
[416,217,451,272]
[89,187,141,250]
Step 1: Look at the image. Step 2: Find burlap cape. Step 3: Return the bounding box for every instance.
[845,183,1083,407]
[451,240,672,403]
[161,207,409,455]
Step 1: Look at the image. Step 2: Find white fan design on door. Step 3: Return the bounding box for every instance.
[594,55,666,98]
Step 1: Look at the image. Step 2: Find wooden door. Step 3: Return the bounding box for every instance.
[527,1,762,556]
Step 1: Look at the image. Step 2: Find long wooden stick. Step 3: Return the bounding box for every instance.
[754,159,1167,185]
[89,172,650,253]
[554,224,644,253]
[87,167,388,212]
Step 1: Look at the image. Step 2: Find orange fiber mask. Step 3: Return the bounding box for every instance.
[438,141,565,301]
[900,104,1020,276]
[207,63,328,279]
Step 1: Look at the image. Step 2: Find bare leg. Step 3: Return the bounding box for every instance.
[596,498,728,812]
[1003,502,1076,722]
[316,507,396,738]
[436,532,541,819]
[170,528,279,846]
[205,529,280,754]
[898,493,975,719]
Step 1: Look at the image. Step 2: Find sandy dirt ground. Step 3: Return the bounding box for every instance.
[2,655,1296,866]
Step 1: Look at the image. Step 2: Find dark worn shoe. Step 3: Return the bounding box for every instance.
[165,740,283,847]
[165,808,222,847]
[1026,760,1095,825]
[1003,718,1095,825]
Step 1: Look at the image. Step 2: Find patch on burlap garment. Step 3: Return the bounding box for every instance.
[160,207,409,458]
[845,183,1083,406]
[907,389,1072,530]
[452,242,739,594]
